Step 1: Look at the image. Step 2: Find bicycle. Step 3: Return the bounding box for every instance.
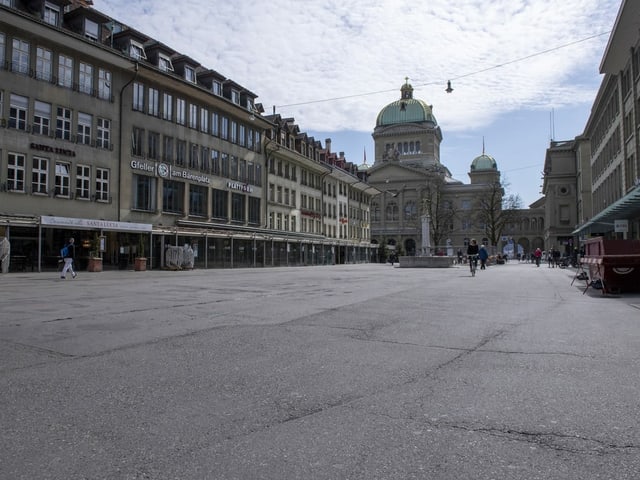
[468,254,478,277]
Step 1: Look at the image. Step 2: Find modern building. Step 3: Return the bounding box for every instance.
[0,0,378,273]
[547,0,640,245]
[571,0,640,240]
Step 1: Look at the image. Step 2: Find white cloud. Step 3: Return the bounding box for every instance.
[98,0,619,135]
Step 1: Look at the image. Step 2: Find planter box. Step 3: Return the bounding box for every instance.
[87,257,103,272]
[134,257,147,271]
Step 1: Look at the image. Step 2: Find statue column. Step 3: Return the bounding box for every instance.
[421,214,430,255]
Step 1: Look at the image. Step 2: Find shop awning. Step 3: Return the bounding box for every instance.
[0,214,39,227]
[572,185,640,236]
[40,215,152,232]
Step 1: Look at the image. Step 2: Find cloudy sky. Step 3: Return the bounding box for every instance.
[99,0,621,206]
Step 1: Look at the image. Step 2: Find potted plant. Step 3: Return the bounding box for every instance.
[87,233,103,272]
[134,234,147,271]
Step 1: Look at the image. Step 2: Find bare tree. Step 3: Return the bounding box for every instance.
[419,172,458,250]
[474,180,523,247]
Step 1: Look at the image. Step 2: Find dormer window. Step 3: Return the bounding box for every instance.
[212,80,222,96]
[84,19,99,41]
[185,65,196,83]
[246,98,254,112]
[129,40,146,60]
[231,89,240,105]
[158,53,173,72]
[43,2,60,26]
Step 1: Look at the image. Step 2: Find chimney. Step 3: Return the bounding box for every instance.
[325,138,331,153]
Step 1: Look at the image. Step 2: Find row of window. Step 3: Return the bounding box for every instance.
[593,164,624,213]
[268,183,299,208]
[2,151,368,235]
[1,89,267,187]
[384,141,423,156]
[131,82,260,151]
[267,186,369,223]
[132,174,260,223]
[589,84,619,153]
[2,91,112,148]
[4,151,110,200]
[267,158,364,202]
[123,43,252,111]
[1,153,260,223]
[131,127,263,186]
[266,212,351,239]
[591,125,622,182]
[1,1,87,34]
[268,157,324,190]
[0,32,112,100]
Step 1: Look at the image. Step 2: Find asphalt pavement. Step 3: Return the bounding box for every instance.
[1,261,640,479]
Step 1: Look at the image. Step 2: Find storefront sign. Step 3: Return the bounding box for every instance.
[301,209,321,219]
[131,160,156,173]
[41,215,152,232]
[227,181,253,193]
[130,161,211,185]
[30,143,76,157]
[614,219,628,233]
[171,169,210,184]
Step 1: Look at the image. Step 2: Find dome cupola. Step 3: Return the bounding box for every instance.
[470,153,498,171]
[376,79,438,127]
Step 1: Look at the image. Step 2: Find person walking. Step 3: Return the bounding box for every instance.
[534,247,542,267]
[478,244,489,270]
[60,237,77,279]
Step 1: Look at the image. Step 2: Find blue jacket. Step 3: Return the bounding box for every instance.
[62,243,75,259]
[479,246,488,260]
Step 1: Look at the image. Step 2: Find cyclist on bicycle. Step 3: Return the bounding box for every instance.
[467,239,479,275]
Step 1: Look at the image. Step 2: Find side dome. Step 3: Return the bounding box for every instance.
[375,80,438,127]
[357,161,370,172]
[470,154,497,171]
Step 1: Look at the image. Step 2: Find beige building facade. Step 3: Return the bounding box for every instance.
[0,0,378,272]
[554,0,640,246]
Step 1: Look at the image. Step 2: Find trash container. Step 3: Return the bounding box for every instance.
[581,238,640,294]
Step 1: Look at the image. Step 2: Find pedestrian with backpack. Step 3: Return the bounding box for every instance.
[60,237,77,279]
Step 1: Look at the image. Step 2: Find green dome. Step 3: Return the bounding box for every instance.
[376,99,438,127]
[471,154,497,171]
[375,80,437,127]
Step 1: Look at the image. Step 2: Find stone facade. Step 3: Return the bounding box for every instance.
[0,0,379,272]
[365,80,547,259]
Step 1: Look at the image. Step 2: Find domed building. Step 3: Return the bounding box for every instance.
[365,80,502,258]
[373,79,442,169]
